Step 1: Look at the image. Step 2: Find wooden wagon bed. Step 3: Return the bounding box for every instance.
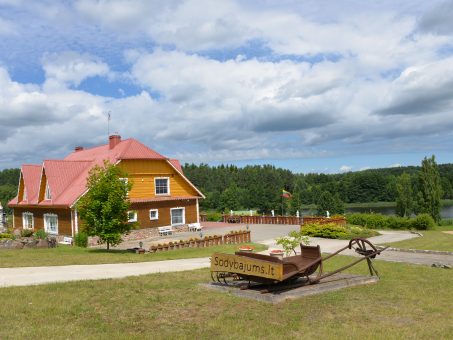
[211,238,387,286]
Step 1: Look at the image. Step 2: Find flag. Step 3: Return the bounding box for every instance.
[281,189,292,199]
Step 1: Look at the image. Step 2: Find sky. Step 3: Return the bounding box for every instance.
[0,0,453,174]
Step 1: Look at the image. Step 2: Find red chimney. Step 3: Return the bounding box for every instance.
[109,134,121,149]
[74,146,84,152]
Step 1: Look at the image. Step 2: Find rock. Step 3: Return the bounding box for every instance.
[24,240,39,248]
[13,229,21,237]
[36,239,49,248]
[11,240,24,249]
[432,262,452,269]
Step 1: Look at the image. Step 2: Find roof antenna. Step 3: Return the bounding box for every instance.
[105,111,111,137]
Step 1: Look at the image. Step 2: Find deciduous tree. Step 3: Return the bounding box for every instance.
[395,173,413,217]
[77,161,133,250]
[418,155,442,223]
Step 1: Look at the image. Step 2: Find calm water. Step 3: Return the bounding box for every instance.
[302,203,453,219]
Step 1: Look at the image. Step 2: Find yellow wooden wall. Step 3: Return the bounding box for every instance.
[38,172,47,201]
[17,175,24,202]
[118,160,199,199]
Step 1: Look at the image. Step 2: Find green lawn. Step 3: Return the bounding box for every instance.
[385,230,453,252]
[0,243,266,268]
[0,256,452,339]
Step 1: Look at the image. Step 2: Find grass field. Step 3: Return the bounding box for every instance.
[386,230,453,252]
[0,256,452,339]
[0,243,266,268]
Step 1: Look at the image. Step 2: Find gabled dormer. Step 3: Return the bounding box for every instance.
[38,167,50,202]
[17,171,25,202]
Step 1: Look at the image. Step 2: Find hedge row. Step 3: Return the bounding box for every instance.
[346,213,435,230]
[300,223,378,240]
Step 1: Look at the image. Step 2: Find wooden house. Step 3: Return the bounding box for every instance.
[8,135,204,237]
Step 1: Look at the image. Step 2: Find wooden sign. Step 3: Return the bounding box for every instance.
[211,253,283,281]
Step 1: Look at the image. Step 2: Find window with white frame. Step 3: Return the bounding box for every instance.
[149,209,158,220]
[45,182,52,200]
[155,177,169,195]
[119,178,129,196]
[170,207,185,226]
[22,212,34,229]
[127,211,137,222]
[43,213,58,234]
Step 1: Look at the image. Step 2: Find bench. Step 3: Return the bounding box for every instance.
[188,223,203,232]
[58,236,73,245]
[158,226,173,236]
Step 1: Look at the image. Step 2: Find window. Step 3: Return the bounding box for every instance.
[44,213,58,234]
[127,211,137,223]
[45,182,52,200]
[22,212,34,229]
[155,177,169,195]
[120,178,129,196]
[149,209,158,220]
[171,207,185,226]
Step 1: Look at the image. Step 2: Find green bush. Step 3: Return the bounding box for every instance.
[206,211,222,222]
[347,212,436,230]
[300,223,348,239]
[409,214,435,230]
[0,233,13,239]
[439,218,453,226]
[34,229,47,240]
[74,232,88,247]
[300,223,379,240]
[20,229,34,237]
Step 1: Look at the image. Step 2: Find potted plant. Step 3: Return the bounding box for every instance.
[168,241,174,250]
[162,243,169,251]
[269,249,284,259]
[150,245,157,253]
[238,245,254,253]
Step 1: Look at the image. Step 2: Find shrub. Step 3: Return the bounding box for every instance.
[21,229,34,237]
[276,230,310,255]
[74,232,88,247]
[34,229,47,240]
[206,211,223,222]
[300,223,348,239]
[0,233,13,239]
[386,216,411,230]
[410,214,435,230]
[439,218,453,226]
[300,223,378,239]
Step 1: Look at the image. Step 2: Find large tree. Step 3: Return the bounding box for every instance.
[395,173,413,217]
[316,191,345,216]
[418,155,442,223]
[77,161,133,250]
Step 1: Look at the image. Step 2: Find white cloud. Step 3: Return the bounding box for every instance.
[42,51,110,88]
[340,165,352,172]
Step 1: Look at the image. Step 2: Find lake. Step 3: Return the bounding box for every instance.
[302,203,453,219]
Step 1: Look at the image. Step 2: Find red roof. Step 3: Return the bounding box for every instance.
[9,136,201,208]
[65,138,165,162]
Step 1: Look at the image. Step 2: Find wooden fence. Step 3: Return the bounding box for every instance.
[199,214,346,226]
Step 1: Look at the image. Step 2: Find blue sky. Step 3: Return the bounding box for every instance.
[0,0,453,174]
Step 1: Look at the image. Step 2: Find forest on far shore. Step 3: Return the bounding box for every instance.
[182,159,453,214]
[1,158,452,215]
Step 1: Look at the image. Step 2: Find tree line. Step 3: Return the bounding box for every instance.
[182,155,448,222]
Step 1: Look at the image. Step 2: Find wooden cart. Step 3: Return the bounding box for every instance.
[211,238,387,286]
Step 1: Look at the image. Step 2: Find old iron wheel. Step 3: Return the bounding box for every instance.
[350,238,378,258]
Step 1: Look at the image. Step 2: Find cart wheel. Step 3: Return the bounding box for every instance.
[216,272,240,285]
[349,238,378,258]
